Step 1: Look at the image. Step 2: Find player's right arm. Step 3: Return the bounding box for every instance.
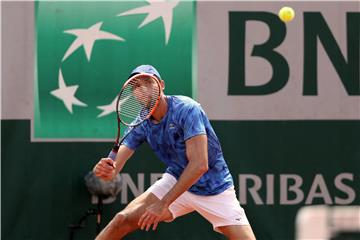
[93,145,134,181]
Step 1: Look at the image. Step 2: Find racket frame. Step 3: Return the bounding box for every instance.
[113,73,161,150]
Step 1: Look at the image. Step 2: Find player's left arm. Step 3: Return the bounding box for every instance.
[138,134,208,231]
[162,134,209,204]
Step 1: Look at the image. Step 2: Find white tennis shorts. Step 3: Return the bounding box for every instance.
[146,173,250,232]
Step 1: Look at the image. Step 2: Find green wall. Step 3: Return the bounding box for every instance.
[2,120,359,239]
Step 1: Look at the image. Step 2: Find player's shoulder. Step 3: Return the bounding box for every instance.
[168,95,204,123]
[168,95,200,109]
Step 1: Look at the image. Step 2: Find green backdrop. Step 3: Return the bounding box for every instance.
[2,120,359,239]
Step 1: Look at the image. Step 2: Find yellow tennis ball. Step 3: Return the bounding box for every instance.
[278,7,295,22]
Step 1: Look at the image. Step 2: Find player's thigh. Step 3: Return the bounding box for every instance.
[217,225,256,240]
[121,191,172,223]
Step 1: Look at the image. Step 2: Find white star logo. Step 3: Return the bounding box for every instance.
[51,69,87,113]
[97,95,132,118]
[62,22,125,62]
[118,0,179,44]
[97,96,117,118]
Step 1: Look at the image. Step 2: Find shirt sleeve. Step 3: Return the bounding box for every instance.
[181,104,207,141]
[121,125,146,150]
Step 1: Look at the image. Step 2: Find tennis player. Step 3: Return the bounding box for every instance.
[93,65,256,240]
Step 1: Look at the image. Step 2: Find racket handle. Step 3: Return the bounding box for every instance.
[108,145,119,161]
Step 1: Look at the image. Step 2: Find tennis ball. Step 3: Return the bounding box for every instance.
[278,7,295,23]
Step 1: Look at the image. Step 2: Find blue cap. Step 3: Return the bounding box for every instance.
[129,65,162,80]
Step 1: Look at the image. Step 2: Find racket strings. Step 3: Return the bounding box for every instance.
[118,76,159,125]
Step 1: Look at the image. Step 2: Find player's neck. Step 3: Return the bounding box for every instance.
[151,95,168,123]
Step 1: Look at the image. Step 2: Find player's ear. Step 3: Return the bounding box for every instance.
[160,80,165,91]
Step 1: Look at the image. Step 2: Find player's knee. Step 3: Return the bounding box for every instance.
[114,211,140,229]
[112,212,127,225]
[126,213,142,228]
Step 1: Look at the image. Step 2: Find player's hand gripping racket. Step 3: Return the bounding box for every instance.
[108,73,161,161]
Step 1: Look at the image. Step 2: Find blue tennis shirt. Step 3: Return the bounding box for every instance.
[122,95,234,195]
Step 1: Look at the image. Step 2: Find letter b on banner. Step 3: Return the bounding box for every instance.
[228,12,289,95]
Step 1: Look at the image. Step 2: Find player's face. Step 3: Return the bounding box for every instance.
[132,77,158,107]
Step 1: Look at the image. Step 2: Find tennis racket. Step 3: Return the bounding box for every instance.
[108,73,161,161]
